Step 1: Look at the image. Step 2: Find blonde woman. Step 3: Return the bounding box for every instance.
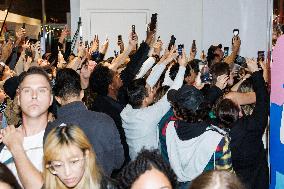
[43,124,115,189]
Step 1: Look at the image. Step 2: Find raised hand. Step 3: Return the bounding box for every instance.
[16,28,26,40]
[129,32,138,49]
[153,40,163,56]
[1,125,24,153]
[59,25,70,44]
[246,58,259,73]
[100,36,109,54]
[90,34,99,53]
[215,74,229,90]
[145,24,156,46]
[166,46,179,63]
[232,36,241,51]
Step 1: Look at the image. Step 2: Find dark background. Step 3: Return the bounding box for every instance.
[0,0,70,23]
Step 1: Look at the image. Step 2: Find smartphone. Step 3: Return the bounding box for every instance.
[192,40,196,52]
[150,13,158,31]
[118,35,122,44]
[22,23,26,29]
[132,25,136,34]
[233,29,239,36]
[85,41,89,48]
[198,62,212,83]
[132,25,136,40]
[200,66,212,83]
[168,35,176,50]
[178,44,184,56]
[224,47,229,57]
[257,51,265,62]
[114,50,119,57]
[118,35,122,41]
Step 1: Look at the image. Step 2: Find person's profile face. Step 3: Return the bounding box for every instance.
[80,63,93,79]
[131,168,172,189]
[214,48,224,60]
[49,145,86,188]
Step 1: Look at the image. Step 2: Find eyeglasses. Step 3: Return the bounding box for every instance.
[46,157,85,175]
[19,87,51,97]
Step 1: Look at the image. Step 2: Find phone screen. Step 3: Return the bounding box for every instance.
[178,44,184,56]
[257,51,265,61]
[224,47,229,57]
[233,29,239,36]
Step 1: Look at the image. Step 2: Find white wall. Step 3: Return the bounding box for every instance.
[70,0,271,59]
[202,0,272,58]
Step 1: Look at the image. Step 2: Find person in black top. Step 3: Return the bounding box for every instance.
[44,68,124,176]
[216,58,269,189]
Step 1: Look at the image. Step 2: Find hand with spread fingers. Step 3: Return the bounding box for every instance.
[1,125,24,153]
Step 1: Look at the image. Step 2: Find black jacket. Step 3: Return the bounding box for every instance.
[90,95,129,163]
[118,42,150,105]
[229,71,269,189]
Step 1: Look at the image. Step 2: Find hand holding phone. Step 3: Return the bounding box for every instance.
[168,35,176,51]
[150,13,158,31]
[178,44,184,56]
[132,25,136,40]
[191,40,196,52]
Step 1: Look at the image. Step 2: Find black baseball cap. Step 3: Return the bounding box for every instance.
[167,85,205,111]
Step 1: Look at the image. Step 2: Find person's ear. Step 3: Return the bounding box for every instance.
[55,96,62,105]
[49,95,53,106]
[80,90,84,100]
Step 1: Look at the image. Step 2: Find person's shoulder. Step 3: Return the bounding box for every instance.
[43,121,59,139]
[87,109,113,120]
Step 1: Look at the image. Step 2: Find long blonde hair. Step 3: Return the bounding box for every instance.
[43,124,101,189]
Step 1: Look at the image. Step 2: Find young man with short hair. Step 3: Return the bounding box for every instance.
[0,66,53,188]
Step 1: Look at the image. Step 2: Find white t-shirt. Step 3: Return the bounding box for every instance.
[0,129,45,185]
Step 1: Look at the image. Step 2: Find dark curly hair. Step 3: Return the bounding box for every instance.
[127,78,148,109]
[53,68,81,101]
[169,63,192,81]
[116,149,177,189]
[89,64,114,96]
[210,62,230,85]
[172,101,211,123]
[216,98,240,128]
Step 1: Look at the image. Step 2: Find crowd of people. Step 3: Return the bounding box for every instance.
[0,17,270,189]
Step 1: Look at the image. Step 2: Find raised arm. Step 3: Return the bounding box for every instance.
[109,32,138,71]
[120,27,155,86]
[146,47,178,88]
[224,36,241,64]
[1,125,43,189]
[246,58,269,133]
